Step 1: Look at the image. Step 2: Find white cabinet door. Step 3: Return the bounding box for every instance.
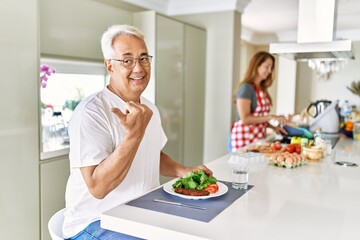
[156,15,185,164]
[183,24,206,167]
[156,15,206,167]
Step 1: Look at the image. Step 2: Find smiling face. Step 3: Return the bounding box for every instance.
[256,57,273,82]
[105,35,151,102]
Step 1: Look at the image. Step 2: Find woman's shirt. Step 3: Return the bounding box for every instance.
[235,83,257,121]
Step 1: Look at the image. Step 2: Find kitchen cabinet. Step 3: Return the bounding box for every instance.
[40,157,69,240]
[135,12,206,169]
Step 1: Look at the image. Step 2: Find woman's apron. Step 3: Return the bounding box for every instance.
[230,84,271,152]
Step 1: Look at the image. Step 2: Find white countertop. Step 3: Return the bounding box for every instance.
[101,139,360,240]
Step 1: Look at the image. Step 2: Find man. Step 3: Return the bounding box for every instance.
[62,24,212,239]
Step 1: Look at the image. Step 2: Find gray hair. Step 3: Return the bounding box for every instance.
[101,24,145,59]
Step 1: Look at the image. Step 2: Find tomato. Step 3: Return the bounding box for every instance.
[285,144,295,153]
[286,144,301,154]
[204,184,219,193]
[273,143,282,151]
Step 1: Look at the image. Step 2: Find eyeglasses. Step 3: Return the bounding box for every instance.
[109,55,153,69]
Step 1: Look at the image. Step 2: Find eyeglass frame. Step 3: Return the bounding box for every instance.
[108,55,153,69]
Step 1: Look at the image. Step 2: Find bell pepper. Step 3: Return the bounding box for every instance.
[290,136,302,145]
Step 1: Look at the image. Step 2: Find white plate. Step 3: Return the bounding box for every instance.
[163,180,228,200]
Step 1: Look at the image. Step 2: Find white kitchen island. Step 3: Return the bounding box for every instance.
[101,138,360,240]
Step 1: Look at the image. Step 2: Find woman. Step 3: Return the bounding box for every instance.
[230,51,287,152]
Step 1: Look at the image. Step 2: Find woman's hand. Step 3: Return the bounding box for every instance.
[268,115,289,135]
[269,115,288,126]
[274,115,288,125]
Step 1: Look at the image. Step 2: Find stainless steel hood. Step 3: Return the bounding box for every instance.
[269,0,355,61]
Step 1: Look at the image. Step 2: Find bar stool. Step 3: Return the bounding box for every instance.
[48,208,66,240]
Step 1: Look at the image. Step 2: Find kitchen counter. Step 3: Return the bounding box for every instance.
[101,138,360,240]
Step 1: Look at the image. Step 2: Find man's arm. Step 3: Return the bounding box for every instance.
[80,101,153,199]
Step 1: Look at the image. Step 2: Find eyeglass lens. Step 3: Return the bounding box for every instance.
[116,56,152,69]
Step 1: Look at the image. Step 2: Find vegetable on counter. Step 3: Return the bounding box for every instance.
[285,143,301,154]
[290,136,302,145]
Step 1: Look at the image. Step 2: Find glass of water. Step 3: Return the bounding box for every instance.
[228,152,250,190]
[231,166,249,189]
[228,151,269,190]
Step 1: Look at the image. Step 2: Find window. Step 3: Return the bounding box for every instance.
[40,58,107,159]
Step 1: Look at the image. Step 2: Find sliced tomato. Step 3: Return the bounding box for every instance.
[204,183,219,193]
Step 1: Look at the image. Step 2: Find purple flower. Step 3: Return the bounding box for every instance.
[40,64,56,88]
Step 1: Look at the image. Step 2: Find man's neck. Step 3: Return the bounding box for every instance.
[107,85,140,103]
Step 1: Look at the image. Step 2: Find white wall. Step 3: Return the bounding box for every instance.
[276,56,297,115]
[0,0,40,239]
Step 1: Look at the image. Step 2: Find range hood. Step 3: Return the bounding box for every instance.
[269,0,355,61]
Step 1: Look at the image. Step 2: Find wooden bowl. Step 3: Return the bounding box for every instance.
[302,146,323,161]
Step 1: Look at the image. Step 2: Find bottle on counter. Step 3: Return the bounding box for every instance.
[314,127,323,143]
[340,100,355,136]
[341,100,352,122]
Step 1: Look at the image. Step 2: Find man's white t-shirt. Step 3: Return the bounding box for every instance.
[62,87,167,238]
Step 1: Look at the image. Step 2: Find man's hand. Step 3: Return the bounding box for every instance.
[81,102,153,199]
[111,101,153,138]
[185,165,213,177]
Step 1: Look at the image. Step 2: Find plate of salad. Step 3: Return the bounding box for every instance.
[163,169,228,200]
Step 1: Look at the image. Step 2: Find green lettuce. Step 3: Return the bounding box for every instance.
[172,169,217,190]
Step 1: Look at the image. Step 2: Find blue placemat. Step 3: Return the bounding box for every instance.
[126,181,253,222]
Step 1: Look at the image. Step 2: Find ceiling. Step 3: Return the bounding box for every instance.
[121,0,360,44]
[241,0,360,43]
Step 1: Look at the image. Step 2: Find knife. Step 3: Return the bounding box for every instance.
[153,198,206,210]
